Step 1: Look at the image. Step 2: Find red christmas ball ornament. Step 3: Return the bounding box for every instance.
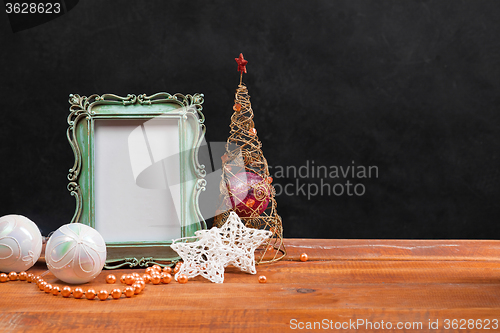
[225,172,270,218]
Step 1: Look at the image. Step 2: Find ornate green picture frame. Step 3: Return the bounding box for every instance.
[67,93,206,269]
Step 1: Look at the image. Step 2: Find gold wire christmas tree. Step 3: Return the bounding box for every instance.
[214,53,286,263]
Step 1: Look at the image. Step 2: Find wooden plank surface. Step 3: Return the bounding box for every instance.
[1,239,500,332]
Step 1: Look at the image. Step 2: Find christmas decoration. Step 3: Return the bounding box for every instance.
[171,228,228,284]
[214,54,286,263]
[225,172,271,218]
[177,274,188,284]
[235,53,248,73]
[171,212,272,283]
[0,263,179,301]
[1,269,148,300]
[0,215,42,273]
[45,223,106,284]
[105,274,116,284]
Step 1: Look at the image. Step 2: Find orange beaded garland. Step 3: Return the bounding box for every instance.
[111,288,122,299]
[105,274,116,284]
[124,274,135,285]
[123,286,134,298]
[136,280,146,291]
[161,273,172,284]
[258,275,267,283]
[51,286,60,296]
[85,289,96,300]
[1,265,180,303]
[233,103,242,112]
[97,290,109,301]
[44,284,52,293]
[61,286,72,298]
[132,284,142,295]
[150,274,161,285]
[300,253,308,262]
[177,274,188,284]
[73,287,84,299]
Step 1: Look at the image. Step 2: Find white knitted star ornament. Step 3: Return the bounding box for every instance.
[170,212,272,283]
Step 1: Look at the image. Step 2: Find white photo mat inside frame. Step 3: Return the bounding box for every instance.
[94,118,182,243]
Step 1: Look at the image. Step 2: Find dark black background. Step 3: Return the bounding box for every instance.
[1,0,499,239]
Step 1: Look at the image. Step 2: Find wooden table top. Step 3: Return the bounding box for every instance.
[1,239,500,332]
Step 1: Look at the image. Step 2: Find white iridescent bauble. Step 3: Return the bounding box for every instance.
[0,215,43,273]
[46,223,106,284]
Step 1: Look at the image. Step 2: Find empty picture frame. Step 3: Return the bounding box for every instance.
[67,93,207,269]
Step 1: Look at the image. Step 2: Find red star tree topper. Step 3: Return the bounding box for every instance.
[235,53,248,74]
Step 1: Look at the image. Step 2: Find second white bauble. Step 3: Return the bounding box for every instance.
[46,223,106,284]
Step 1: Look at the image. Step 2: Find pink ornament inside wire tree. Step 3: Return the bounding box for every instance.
[224,172,271,218]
